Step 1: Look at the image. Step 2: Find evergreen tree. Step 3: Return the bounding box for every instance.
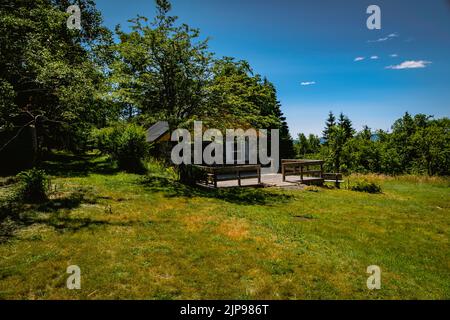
[338,112,355,141]
[323,111,336,144]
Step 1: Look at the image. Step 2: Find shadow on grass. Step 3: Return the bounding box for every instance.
[30,214,145,233]
[139,175,294,206]
[35,190,95,213]
[0,188,144,241]
[41,152,119,178]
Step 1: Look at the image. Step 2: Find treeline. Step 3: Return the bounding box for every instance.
[0,0,295,173]
[295,112,450,176]
[1,1,448,177]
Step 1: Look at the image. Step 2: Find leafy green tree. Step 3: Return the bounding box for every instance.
[410,118,450,175]
[297,133,309,157]
[390,112,418,171]
[111,0,213,129]
[308,134,321,154]
[0,0,112,171]
[342,126,381,173]
[324,126,347,172]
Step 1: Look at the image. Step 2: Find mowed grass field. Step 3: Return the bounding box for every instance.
[0,153,449,299]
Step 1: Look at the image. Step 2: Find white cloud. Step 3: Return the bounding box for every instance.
[301,81,316,86]
[368,37,388,43]
[389,54,398,58]
[368,33,399,43]
[385,60,432,70]
[370,56,379,60]
[354,57,365,62]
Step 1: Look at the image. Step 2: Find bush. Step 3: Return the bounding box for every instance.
[349,179,382,194]
[144,158,178,180]
[93,124,148,173]
[16,169,49,203]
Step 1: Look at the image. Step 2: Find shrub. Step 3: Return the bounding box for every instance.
[349,179,382,194]
[144,158,178,180]
[16,169,49,202]
[116,124,147,172]
[93,124,148,173]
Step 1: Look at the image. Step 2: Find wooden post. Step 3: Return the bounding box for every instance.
[257,166,261,185]
[282,163,286,181]
[300,164,304,183]
[238,169,241,186]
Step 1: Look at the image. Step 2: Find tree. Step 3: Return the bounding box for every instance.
[0,0,112,172]
[111,0,213,129]
[410,117,450,175]
[390,112,417,171]
[325,126,347,172]
[323,111,336,144]
[338,112,355,141]
[308,134,321,154]
[297,133,309,157]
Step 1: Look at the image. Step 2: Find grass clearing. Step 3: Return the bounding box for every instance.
[0,153,449,299]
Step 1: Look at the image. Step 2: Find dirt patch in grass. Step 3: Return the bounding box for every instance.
[182,214,215,233]
[216,218,249,240]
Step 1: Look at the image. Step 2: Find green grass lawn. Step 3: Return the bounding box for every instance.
[0,153,449,299]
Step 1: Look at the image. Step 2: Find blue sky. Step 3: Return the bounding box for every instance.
[97,0,450,136]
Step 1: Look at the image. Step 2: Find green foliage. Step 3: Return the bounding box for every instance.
[296,133,321,158]
[91,126,120,156]
[111,3,213,128]
[0,0,113,168]
[301,112,449,176]
[338,112,355,141]
[144,157,178,180]
[349,178,382,194]
[297,133,309,157]
[93,124,148,172]
[110,4,294,147]
[16,168,49,203]
[206,59,295,158]
[116,125,148,172]
[322,111,336,144]
[324,126,347,172]
[2,0,296,172]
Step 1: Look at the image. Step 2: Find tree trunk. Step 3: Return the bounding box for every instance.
[29,124,38,167]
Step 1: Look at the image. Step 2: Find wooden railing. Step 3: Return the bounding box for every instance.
[194,165,261,188]
[281,159,324,183]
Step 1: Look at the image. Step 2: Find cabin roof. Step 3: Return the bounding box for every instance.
[146,121,170,143]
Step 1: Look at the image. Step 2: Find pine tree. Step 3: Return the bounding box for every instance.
[338,112,355,141]
[274,101,296,160]
[323,111,336,144]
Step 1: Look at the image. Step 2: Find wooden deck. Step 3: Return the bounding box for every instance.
[281,159,325,184]
[192,160,342,188]
[211,173,318,188]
